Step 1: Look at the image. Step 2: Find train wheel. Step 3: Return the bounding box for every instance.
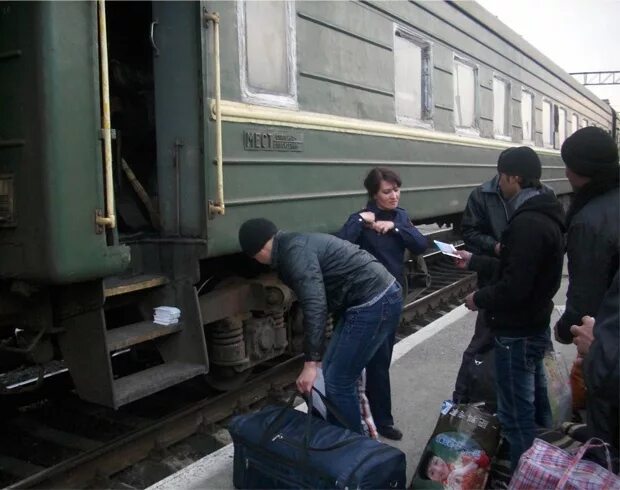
[204,365,251,391]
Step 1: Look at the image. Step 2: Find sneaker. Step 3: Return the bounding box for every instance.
[377,425,403,441]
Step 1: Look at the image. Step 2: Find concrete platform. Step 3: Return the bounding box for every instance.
[149,276,575,490]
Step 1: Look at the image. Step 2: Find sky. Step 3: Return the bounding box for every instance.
[476,0,620,111]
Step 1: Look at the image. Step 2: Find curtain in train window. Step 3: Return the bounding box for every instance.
[571,113,579,135]
[394,30,432,124]
[453,59,477,129]
[558,108,567,146]
[521,91,533,142]
[493,77,509,137]
[542,100,553,146]
[238,0,297,107]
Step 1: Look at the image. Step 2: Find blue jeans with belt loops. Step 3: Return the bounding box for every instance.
[322,282,402,434]
[494,330,552,470]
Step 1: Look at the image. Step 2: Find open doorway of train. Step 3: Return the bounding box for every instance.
[106,2,160,237]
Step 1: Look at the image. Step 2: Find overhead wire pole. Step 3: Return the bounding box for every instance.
[569,71,620,86]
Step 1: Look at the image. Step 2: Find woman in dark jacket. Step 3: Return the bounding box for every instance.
[338,167,427,439]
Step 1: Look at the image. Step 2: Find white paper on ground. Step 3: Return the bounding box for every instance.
[433,240,461,258]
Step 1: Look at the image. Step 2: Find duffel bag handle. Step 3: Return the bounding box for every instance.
[556,438,614,489]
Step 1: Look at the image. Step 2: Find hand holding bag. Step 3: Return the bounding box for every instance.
[508,437,620,489]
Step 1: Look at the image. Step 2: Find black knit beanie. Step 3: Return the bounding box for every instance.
[238,218,278,256]
[561,127,619,177]
[497,146,542,180]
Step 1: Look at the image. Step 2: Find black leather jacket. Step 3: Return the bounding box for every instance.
[461,175,509,256]
[271,231,394,361]
[556,187,619,343]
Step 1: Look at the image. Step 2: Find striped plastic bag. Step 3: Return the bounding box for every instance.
[509,438,620,489]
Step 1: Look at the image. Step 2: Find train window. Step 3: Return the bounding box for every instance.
[453,57,479,132]
[571,113,579,135]
[521,90,534,142]
[493,76,510,138]
[558,107,567,146]
[237,0,297,108]
[394,29,432,126]
[542,100,553,147]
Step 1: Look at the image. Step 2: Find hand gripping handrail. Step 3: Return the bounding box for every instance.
[204,10,225,216]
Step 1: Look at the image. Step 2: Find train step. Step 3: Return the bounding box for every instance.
[103,274,169,298]
[106,321,183,352]
[114,362,206,407]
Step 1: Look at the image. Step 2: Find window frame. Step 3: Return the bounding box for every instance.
[237,0,298,108]
[571,113,579,135]
[393,26,434,128]
[520,88,535,144]
[452,55,480,135]
[557,106,567,148]
[541,98,554,148]
[492,74,511,140]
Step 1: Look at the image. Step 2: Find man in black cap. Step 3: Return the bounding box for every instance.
[554,126,619,343]
[238,219,402,435]
[454,146,565,470]
[553,126,619,450]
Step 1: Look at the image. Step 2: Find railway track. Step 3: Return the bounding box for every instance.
[2,252,476,489]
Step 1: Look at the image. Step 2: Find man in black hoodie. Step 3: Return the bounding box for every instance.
[455,146,565,470]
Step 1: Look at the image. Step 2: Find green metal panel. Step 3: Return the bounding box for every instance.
[152,1,205,237]
[203,121,571,257]
[0,1,128,283]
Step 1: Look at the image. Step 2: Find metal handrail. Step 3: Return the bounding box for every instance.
[205,11,225,216]
[96,0,116,229]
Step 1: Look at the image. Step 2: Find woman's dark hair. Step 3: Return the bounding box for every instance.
[363,167,402,198]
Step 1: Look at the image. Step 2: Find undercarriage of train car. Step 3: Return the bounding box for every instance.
[0,2,307,408]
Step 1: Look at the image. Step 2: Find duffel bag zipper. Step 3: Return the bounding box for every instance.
[240,438,335,483]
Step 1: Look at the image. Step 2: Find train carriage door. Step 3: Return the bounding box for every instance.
[151,2,205,237]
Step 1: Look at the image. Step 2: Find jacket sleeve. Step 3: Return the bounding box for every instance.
[280,244,328,362]
[473,217,546,310]
[583,272,619,401]
[468,254,500,281]
[336,212,364,244]
[556,221,616,343]
[461,190,499,255]
[394,210,427,254]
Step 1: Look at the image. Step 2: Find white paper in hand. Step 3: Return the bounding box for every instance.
[433,240,461,258]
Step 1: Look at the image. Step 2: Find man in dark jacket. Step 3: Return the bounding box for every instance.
[453,174,509,404]
[455,146,566,470]
[571,271,619,471]
[554,127,619,343]
[238,219,402,434]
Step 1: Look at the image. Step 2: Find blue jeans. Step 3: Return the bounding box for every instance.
[365,327,397,427]
[494,330,552,470]
[322,282,402,434]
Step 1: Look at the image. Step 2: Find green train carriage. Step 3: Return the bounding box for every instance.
[0,0,615,408]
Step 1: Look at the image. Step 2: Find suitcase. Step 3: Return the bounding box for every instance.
[229,390,406,489]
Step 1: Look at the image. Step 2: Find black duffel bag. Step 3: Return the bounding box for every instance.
[229,389,406,489]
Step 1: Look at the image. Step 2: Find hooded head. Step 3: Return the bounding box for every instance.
[561,127,619,189]
[497,146,542,181]
[561,126,619,177]
[238,218,278,263]
[496,146,542,199]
